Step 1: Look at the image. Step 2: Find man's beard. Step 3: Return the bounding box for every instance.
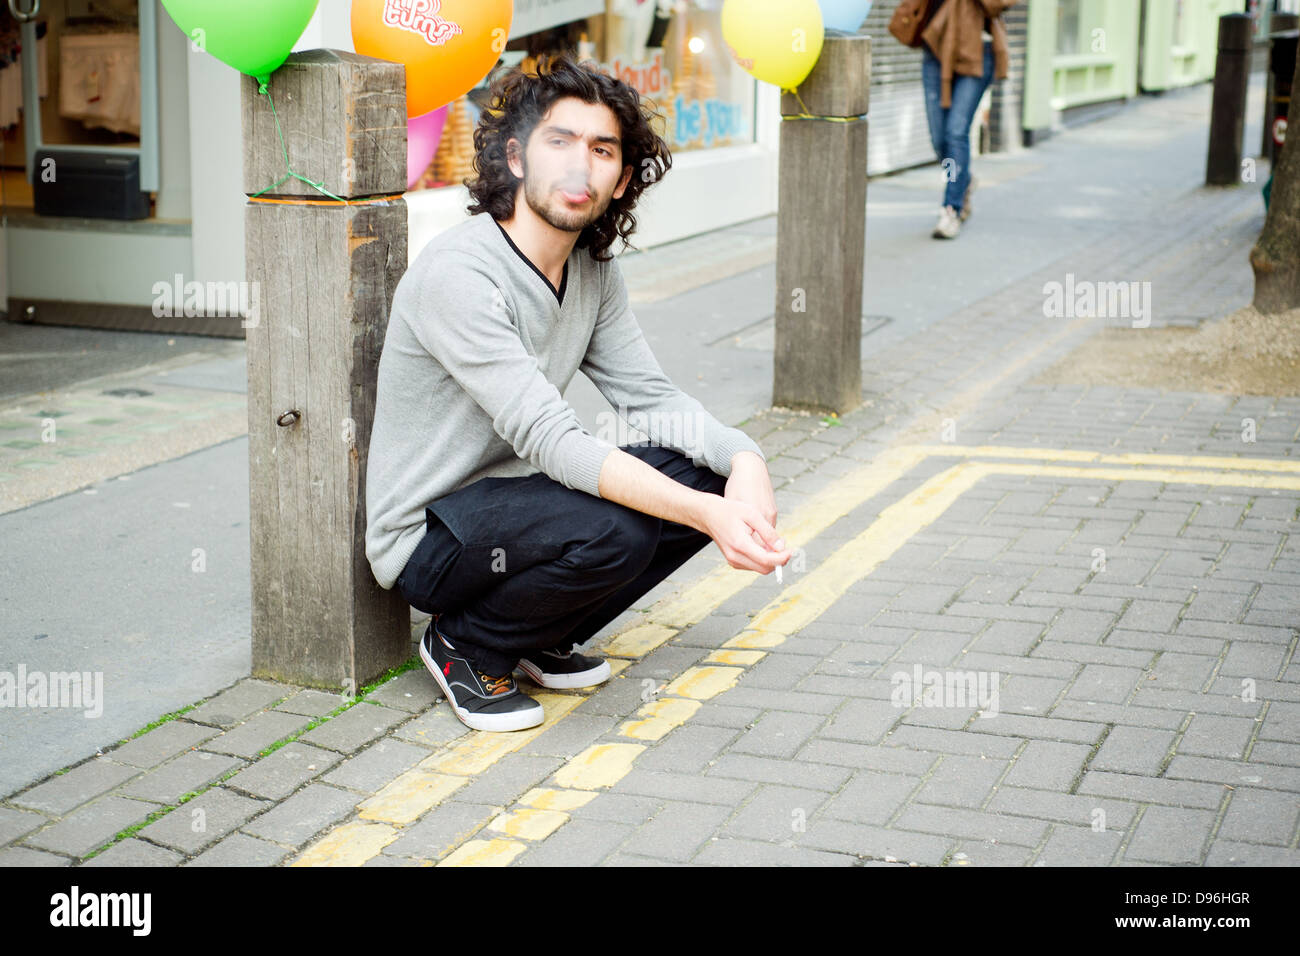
[521,158,608,233]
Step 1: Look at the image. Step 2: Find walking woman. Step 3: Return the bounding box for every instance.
[919,0,1017,239]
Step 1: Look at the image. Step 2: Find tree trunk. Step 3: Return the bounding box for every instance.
[1251,48,1300,313]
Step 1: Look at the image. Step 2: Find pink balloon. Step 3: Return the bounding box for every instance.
[408,106,449,189]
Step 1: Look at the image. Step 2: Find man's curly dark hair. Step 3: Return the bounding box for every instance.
[466,52,673,261]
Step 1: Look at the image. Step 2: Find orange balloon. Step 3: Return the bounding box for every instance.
[351,0,513,117]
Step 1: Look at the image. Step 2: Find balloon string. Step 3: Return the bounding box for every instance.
[779,84,866,122]
[250,79,347,202]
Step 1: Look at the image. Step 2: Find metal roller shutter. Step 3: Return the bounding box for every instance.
[863,0,937,175]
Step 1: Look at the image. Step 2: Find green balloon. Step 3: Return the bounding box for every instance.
[161,0,320,83]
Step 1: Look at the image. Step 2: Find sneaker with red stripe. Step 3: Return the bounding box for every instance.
[419,620,544,732]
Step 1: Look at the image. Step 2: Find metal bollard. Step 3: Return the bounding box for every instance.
[1206,13,1255,186]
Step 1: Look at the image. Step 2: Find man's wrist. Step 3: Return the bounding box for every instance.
[684,486,717,533]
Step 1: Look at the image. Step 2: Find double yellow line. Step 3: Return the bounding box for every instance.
[294,444,1300,865]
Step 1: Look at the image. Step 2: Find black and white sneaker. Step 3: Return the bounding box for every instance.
[517,647,611,689]
[419,622,544,732]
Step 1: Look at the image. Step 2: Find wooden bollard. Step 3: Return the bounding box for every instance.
[1206,13,1254,186]
[773,34,870,415]
[242,50,410,692]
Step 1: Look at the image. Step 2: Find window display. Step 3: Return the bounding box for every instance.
[607,0,754,153]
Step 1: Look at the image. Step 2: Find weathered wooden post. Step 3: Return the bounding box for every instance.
[773,34,870,414]
[242,50,410,692]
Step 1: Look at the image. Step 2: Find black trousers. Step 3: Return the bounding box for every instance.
[396,442,727,675]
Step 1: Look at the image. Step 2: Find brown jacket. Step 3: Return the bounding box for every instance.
[920,0,1018,108]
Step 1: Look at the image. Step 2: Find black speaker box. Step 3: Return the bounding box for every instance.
[32,148,151,220]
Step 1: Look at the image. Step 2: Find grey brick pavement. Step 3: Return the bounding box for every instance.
[139,788,268,855]
[11,759,140,815]
[118,751,244,804]
[24,796,161,858]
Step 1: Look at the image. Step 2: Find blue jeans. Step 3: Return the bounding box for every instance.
[921,40,993,214]
[396,442,726,675]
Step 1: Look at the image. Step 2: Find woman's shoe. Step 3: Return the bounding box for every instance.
[932,205,961,239]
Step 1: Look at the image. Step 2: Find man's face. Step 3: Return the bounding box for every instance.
[509,97,634,233]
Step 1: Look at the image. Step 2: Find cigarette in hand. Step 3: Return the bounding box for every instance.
[775,563,783,585]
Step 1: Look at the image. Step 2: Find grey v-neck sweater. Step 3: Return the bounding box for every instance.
[364,211,766,591]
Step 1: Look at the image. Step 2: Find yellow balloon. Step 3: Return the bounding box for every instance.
[721,0,824,91]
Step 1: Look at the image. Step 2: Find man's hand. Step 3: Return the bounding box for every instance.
[594,446,789,575]
[699,495,790,574]
[715,450,789,574]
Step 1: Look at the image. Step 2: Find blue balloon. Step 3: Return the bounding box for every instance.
[818,0,872,33]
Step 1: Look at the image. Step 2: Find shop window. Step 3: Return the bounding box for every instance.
[2,0,149,216]
[604,0,755,155]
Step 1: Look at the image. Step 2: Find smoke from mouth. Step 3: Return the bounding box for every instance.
[557,172,590,195]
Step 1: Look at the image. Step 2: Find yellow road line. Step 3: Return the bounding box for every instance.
[553,743,646,790]
[290,821,399,867]
[987,461,1300,491]
[486,808,570,840]
[431,447,1300,865]
[662,665,745,700]
[727,457,1300,660]
[437,839,527,867]
[619,697,702,741]
[518,788,598,811]
[727,462,986,649]
[705,649,767,666]
[419,691,581,776]
[644,446,935,634]
[625,442,1275,657]
[295,691,582,866]
[604,623,677,659]
[919,444,1300,475]
[357,770,466,824]
[302,442,1300,866]
[440,461,986,864]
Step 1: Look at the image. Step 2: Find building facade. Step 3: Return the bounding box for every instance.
[2,0,1295,335]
